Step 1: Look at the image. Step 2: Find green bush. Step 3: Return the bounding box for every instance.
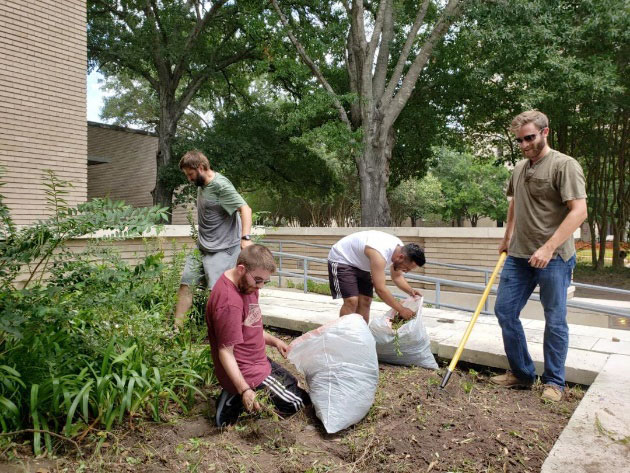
[0,171,215,454]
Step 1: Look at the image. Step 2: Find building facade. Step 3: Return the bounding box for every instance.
[0,0,87,225]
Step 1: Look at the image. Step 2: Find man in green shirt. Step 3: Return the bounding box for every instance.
[174,150,253,329]
[490,110,587,402]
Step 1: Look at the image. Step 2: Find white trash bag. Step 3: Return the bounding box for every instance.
[288,313,379,434]
[369,296,438,369]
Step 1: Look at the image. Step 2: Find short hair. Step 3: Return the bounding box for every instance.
[179,150,210,170]
[402,243,426,267]
[510,110,549,133]
[237,244,276,273]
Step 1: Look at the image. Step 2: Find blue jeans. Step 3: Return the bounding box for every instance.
[494,255,576,388]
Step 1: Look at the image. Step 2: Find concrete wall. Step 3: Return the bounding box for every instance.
[262,226,506,289]
[12,225,616,329]
[0,0,87,225]
[87,122,193,224]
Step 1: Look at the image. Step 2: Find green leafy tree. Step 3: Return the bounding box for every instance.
[270,0,464,226]
[389,173,443,226]
[433,0,629,265]
[433,148,509,227]
[88,0,261,221]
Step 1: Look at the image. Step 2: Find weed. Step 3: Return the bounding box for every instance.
[461,380,474,394]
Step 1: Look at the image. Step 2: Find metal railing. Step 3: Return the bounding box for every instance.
[261,239,630,320]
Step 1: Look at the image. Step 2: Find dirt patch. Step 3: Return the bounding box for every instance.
[1,343,583,473]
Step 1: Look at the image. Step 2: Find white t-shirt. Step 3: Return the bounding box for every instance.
[328,231,403,272]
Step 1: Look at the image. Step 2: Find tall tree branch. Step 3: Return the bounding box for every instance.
[270,0,351,129]
[384,0,462,129]
[174,46,256,121]
[172,0,229,83]
[379,0,431,106]
[144,0,171,84]
[371,0,394,103]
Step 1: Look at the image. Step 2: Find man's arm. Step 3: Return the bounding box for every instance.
[365,247,414,320]
[218,345,260,412]
[390,268,421,298]
[238,204,253,248]
[529,198,587,268]
[499,198,515,254]
[263,331,289,358]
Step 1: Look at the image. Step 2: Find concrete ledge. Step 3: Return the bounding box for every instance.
[541,354,630,473]
[265,226,507,238]
[259,288,627,385]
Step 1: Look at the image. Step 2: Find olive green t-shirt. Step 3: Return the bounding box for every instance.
[196,173,247,253]
[506,149,586,262]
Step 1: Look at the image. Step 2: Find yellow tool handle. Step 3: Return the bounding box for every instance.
[447,252,507,372]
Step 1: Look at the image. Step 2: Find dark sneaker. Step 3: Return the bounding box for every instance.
[541,384,563,402]
[215,389,243,427]
[490,371,533,388]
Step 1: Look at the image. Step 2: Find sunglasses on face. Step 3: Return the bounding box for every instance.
[515,129,544,144]
[247,271,270,286]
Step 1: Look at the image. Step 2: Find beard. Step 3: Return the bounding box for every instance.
[194,174,206,187]
[523,136,546,158]
[237,275,257,294]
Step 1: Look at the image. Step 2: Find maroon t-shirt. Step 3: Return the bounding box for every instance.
[206,273,271,394]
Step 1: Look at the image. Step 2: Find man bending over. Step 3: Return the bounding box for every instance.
[327,230,426,323]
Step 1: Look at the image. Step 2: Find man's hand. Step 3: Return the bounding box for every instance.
[274,339,289,358]
[498,238,509,254]
[529,244,554,269]
[241,389,261,413]
[241,239,253,250]
[397,307,415,320]
[409,289,423,298]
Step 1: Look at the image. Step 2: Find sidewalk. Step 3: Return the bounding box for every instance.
[260,288,629,385]
[259,288,630,473]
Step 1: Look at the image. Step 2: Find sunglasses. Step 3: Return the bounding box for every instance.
[515,129,544,144]
[247,271,271,286]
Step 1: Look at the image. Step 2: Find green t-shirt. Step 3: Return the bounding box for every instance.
[197,172,246,252]
[506,149,586,262]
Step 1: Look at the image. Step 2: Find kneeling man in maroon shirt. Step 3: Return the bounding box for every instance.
[207,244,310,427]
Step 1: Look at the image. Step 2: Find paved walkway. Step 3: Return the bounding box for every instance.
[259,288,630,473]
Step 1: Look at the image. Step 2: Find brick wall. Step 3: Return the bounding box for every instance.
[88,124,157,208]
[87,123,194,224]
[0,0,87,225]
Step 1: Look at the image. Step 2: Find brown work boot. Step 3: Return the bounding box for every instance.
[541,384,563,402]
[489,371,533,388]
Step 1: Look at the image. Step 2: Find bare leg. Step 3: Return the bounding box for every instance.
[174,284,193,329]
[339,296,359,317]
[357,295,373,323]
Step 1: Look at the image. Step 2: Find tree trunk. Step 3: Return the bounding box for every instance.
[357,127,395,226]
[597,220,607,270]
[588,218,598,268]
[152,113,178,223]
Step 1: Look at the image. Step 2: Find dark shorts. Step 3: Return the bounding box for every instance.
[327,260,374,300]
[215,360,310,427]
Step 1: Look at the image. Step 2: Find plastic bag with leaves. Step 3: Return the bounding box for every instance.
[369,296,438,369]
[288,313,379,434]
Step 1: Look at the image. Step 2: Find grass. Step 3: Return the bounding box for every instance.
[573,262,630,290]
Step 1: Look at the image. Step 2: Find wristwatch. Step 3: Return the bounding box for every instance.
[241,234,251,241]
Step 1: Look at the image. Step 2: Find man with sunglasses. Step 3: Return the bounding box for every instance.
[491,110,587,402]
[207,244,310,427]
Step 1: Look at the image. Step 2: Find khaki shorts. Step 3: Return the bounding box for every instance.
[180,244,240,290]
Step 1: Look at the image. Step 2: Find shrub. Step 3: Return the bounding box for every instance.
[0,171,215,455]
